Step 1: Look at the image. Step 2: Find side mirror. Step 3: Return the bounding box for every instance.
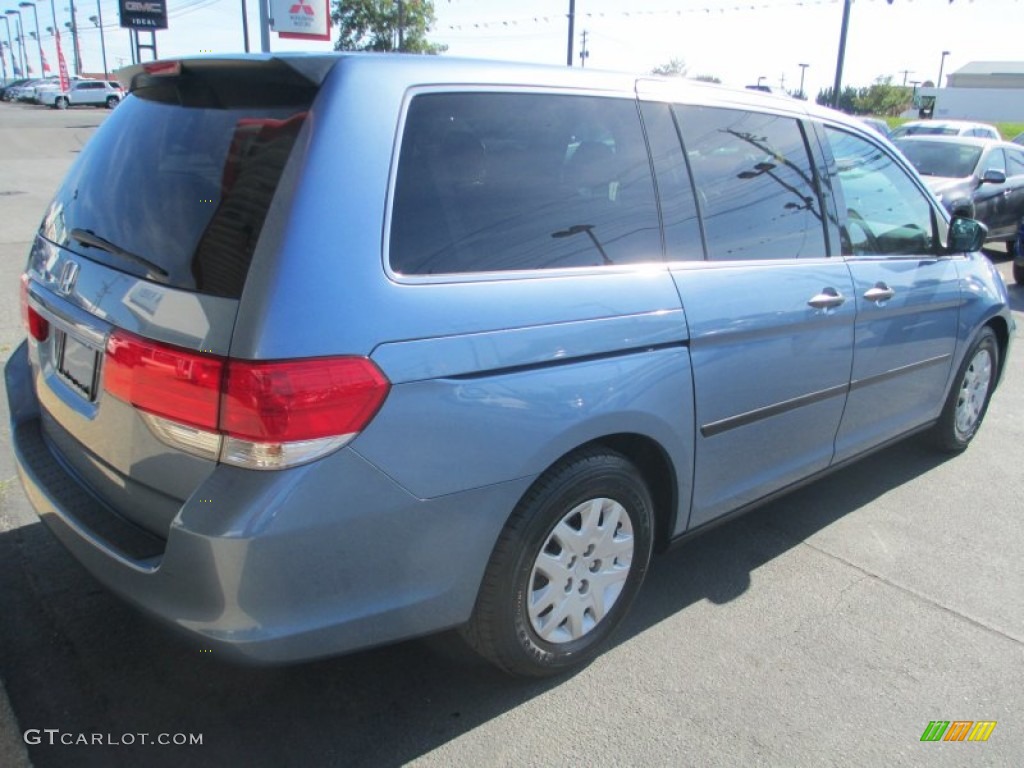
[947,216,987,253]
[981,168,1007,184]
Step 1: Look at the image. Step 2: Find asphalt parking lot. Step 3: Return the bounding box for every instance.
[0,101,1022,768]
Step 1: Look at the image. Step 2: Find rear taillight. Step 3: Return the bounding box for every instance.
[102,330,390,469]
[20,275,49,342]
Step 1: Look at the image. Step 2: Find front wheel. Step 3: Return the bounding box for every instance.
[54,96,68,110]
[105,95,119,109]
[930,327,999,452]
[461,449,654,677]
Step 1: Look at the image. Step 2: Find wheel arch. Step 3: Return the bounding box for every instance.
[985,315,1011,386]
[556,433,680,555]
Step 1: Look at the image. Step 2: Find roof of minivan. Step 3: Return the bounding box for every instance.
[119,51,851,127]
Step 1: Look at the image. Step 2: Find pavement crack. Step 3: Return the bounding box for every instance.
[761,521,1024,648]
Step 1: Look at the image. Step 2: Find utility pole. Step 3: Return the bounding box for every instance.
[899,69,912,86]
[566,0,574,66]
[65,0,81,74]
[778,72,786,90]
[832,0,851,109]
[396,0,404,51]
[798,63,808,99]
[578,29,589,67]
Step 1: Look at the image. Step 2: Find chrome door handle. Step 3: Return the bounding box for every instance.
[807,287,845,310]
[863,283,895,303]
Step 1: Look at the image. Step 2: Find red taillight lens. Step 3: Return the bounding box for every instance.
[222,358,390,442]
[20,275,49,342]
[103,331,224,431]
[102,330,391,453]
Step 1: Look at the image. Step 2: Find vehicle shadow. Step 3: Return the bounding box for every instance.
[0,438,950,768]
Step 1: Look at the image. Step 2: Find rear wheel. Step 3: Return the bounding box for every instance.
[930,327,998,452]
[105,95,119,109]
[461,448,654,677]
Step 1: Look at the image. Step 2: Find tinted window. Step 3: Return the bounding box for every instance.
[895,139,982,178]
[1007,147,1024,176]
[640,102,702,260]
[982,148,1006,175]
[41,78,312,298]
[825,127,936,256]
[390,92,661,275]
[674,106,825,260]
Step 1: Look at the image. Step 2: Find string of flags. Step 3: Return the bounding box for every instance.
[441,0,1010,33]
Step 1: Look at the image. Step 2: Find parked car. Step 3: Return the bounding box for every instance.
[7,78,55,103]
[858,116,890,137]
[890,119,1001,141]
[41,79,123,109]
[1013,218,1024,284]
[0,77,33,101]
[893,135,1024,247]
[8,54,1012,678]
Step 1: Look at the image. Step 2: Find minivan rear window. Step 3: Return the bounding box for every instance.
[40,83,312,298]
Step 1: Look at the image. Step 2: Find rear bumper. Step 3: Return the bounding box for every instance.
[6,341,528,663]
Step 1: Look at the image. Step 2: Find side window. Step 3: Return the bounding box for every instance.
[983,148,1006,175]
[1007,148,1024,177]
[389,92,661,275]
[824,127,936,256]
[673,105,826,260]
[639,101,703,260]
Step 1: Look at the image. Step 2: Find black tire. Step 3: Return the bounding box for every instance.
[461,448,654,677]
[55,97,68,110]
[105,95,119,109]
[1014,261,1024,286]
[930,327,999,453]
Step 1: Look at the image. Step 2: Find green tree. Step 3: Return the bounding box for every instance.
[853,77,913,117]
[693,74,721,84]
[816,85,858,113]
[332,0,447,54]
[651,58,687,77]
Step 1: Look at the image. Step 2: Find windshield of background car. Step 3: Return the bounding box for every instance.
[39,78,313,299]
[894,140,982,179]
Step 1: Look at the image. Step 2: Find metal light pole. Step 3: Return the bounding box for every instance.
[88,2,104,78]
[0,38,7,80]
[831,0,851,108]
[798,63,808,99]
[18,1,42,78]
[63,0,79,74]
[0,16,13,76]
[239,0,249,52]
[5,10,27,76]
[937,50,950,88]
[566,0,574,66]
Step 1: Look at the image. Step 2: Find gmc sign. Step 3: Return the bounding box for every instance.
[119,0,168,29]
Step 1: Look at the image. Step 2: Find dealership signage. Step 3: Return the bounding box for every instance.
[119,0,168,30]
[270,0,331,41]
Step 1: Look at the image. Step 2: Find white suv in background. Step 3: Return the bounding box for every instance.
[42,80,123,110]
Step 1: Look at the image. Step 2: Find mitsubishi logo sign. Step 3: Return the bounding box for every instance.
[270,0,331,41]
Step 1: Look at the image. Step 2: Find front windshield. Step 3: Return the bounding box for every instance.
[894,140,982,179]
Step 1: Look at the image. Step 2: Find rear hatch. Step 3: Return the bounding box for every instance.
[21,56,332,544]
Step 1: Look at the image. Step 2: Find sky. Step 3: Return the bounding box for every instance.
[2,0,1022,99]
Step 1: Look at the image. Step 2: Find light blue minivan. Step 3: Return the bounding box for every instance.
[7,54,1013,677]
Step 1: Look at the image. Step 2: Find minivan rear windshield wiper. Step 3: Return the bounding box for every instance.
[70,228,170,279]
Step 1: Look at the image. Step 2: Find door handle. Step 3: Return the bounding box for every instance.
[807,287,845,310]
[863,283,895,303]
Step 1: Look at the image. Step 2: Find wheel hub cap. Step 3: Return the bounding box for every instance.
[955,348,993,438]
[527,497,634,644]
